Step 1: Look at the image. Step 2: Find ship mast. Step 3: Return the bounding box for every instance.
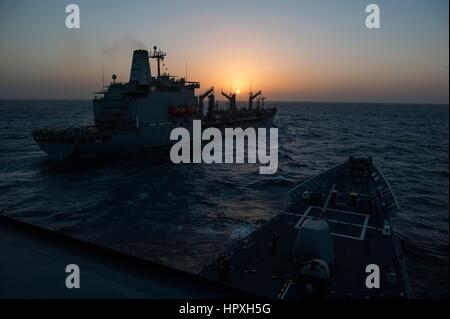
[150,46,167,78]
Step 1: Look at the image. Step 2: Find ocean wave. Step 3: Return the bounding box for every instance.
[0,101,448,297]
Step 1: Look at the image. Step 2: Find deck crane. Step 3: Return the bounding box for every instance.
[198,87,214,117]
[221,90,237,112]
[248,90,261,110]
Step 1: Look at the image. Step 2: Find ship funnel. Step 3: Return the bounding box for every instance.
[129,50,151,85]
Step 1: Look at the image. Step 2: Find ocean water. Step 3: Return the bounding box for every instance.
[0,100,448,298]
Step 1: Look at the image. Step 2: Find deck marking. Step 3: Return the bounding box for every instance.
[323,206,368,216]
[359,214,370,240]
[294,215,376,230]
[282,212,305,217]
[293,206,373,241]
[329,232,363,240]
[278,281,293,299]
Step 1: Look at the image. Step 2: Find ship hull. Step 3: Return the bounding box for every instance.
[33,112,276,160]
[36,141,78,161]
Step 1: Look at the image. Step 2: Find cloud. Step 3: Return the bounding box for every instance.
[102,37,148,59]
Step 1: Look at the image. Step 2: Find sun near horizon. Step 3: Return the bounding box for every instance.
[0,0,448,104]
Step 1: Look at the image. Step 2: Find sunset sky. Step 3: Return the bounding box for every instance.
[0,0,448,103]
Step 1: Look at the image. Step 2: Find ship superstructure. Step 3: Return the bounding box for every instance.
[32,47,277,160]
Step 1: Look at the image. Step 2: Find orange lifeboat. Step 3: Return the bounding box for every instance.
[185,106,198,114]
[169,106,186,115]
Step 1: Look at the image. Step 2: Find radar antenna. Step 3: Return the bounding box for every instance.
[150,46,167,78]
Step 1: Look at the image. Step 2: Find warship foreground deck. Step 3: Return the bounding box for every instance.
[0,215,256,298]
[201,156,411,299]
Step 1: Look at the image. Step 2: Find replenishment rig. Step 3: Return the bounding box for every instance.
[32,47,277,160]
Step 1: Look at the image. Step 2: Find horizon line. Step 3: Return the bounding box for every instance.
[0,98,448,107]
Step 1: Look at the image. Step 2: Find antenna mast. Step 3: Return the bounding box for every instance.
[102,66,105,92]
[150,46,167,78]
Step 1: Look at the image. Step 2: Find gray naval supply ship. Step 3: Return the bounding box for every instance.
[202,155,412,299]
[32,47,277,160]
